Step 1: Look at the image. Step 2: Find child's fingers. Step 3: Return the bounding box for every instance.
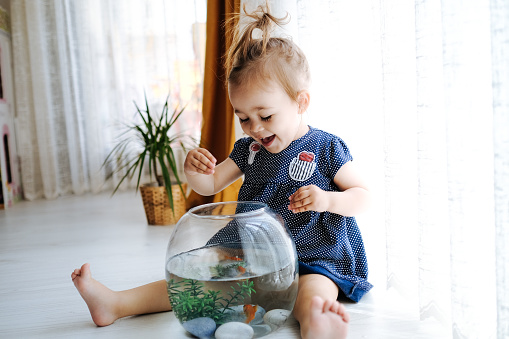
[289,201,311,213]
[290,186,305,198]
[289,186,310,204]
[191,157,215,174]
[291,195,309,208]
[289,185,325,213]
[196,151,216,169]
[185,148,216,175]
[289,195,312,213]
[197,148,217,165]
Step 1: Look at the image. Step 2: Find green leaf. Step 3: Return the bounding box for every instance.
[103,91,197,214]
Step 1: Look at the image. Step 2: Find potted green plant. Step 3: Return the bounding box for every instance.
[104,94,192,225]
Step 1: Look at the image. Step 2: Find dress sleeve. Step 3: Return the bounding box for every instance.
[328,136,353,178]
[228,137,251,173]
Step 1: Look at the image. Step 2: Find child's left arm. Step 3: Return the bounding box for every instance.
[288,161,370,217]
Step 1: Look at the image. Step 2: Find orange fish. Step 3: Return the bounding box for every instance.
[237,265,246,275]
[243,304,258,324]
[225,255,243,261]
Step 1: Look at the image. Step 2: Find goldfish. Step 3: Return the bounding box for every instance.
[243,304,258,324]
[237,265,246,275]
[224,255,243,261]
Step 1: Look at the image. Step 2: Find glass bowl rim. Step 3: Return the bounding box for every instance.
[187,201,269,219]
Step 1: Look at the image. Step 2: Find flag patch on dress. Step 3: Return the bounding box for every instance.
[289,151,316,181]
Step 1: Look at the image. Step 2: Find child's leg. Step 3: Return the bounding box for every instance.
[71,263,171,326]
[293,274,349,339]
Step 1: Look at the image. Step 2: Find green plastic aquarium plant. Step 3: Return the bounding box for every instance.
[168,278,256,324]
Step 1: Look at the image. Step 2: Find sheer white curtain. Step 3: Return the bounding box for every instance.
[11,0,206,200]
[243,0,509,337]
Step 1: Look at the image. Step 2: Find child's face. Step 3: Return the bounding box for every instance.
[229,80,308,154]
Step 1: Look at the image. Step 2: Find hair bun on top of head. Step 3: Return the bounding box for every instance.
[225,2,310,101]
[256,12,272,35]
[233,6,285,45]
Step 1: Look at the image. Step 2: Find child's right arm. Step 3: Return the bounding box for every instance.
[184,148,243,196]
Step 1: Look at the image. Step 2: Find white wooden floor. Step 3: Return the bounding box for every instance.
[0,191,449,338]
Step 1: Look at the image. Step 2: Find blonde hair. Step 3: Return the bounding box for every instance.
[225,3,310,102]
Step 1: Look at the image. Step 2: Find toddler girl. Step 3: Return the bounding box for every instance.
[72,4,371,339]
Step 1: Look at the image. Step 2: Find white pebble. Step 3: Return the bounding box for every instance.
[215,322,254,339]
[263,309,291,329]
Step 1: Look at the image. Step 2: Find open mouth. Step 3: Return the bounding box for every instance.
[260,135,275,147]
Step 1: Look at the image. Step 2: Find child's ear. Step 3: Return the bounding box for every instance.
[297,90,310,114]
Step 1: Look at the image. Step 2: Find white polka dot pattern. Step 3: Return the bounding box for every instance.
[228,127,373,301]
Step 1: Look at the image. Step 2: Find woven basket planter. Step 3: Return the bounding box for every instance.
[140,183,187,225]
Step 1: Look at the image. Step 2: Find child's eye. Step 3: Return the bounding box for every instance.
[261,115,272,121]
[239,117,249,123]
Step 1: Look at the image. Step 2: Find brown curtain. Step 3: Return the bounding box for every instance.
[186,0,242,209]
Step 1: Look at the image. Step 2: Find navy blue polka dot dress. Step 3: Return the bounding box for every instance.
[229,126,372,302]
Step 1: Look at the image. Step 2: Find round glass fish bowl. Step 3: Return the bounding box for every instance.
[165,201,299,339]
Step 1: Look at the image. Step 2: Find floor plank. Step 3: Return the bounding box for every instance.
[0,191,448,338]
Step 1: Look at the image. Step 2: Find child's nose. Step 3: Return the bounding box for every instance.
[250,121,264,134]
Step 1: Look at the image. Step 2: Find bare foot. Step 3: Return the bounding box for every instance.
[301,296,349,339]
[71,263,120,326]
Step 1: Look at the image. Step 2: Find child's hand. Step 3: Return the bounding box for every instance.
[184,148,217,176]
[288,185,329,213]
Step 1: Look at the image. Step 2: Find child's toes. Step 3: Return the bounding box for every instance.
[338,303,349,323]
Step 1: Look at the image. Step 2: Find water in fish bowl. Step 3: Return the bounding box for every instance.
[166,244,298,338]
